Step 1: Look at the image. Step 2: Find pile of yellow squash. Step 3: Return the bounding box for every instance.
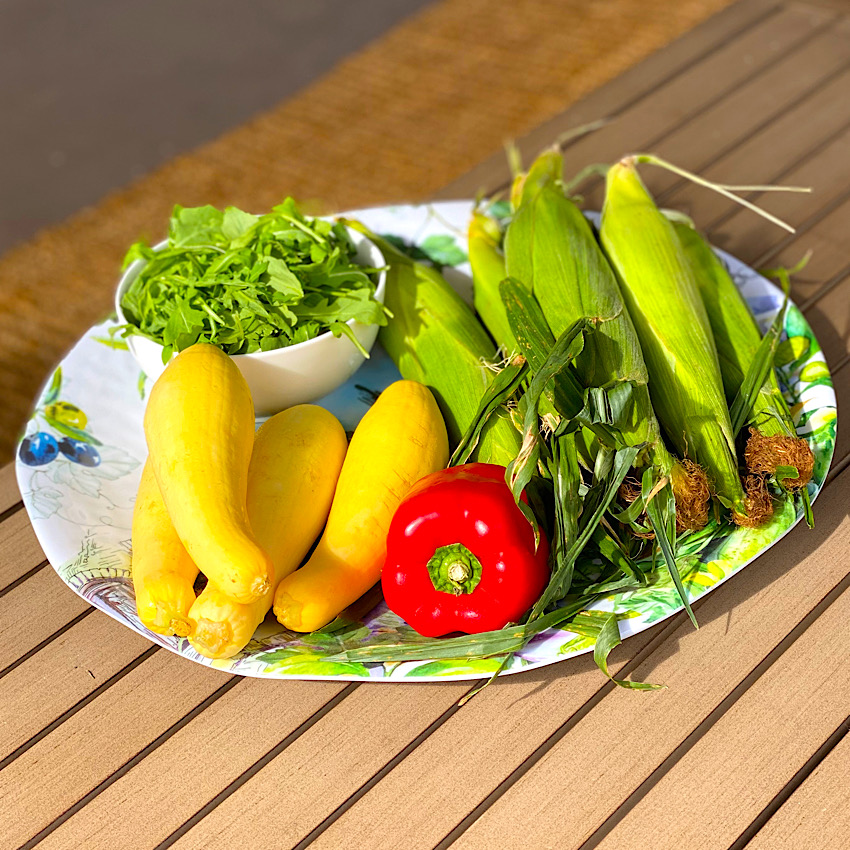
[133,343,448,659]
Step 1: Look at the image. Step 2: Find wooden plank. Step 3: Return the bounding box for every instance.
[0,464,21,514]
[0,508,45,591]
[0,569,90,672]
[624,25,850,201]
[34,678,349,850]
[577,21,850,211]
[297,626,672,850]
[153,622,661,850]
[659,71,850,231]
[0,650,231,849]
[708,162,850,277]
[591,585,850,850]
[436,0,784,199]
[164,681,470,850]
[520,4,832,184]
[0,613,153,763]
[746,730,850,849]
[445,464,850,850]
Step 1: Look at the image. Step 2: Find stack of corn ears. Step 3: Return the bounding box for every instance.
[464,148,814,623]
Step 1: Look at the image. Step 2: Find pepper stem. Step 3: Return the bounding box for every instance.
[447,561,471,583]
[426,543,483,596]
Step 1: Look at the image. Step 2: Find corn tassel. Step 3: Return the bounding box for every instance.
[600,158,753,523]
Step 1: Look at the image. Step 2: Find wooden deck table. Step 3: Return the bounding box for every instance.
[3,0,850,846]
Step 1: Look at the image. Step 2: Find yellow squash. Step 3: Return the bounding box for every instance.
[274,380,448,632]
[189,405,348,658]
[144,343,273,604]
[131,460,198,637]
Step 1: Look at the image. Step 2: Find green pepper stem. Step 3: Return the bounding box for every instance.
[426,543,483,596]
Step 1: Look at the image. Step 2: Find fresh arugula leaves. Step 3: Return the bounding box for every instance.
[118,198,386,362]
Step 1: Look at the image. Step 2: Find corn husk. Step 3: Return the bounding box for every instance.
[469,211,590,430]
[673,220,813,490]
[356,229,521,467]
[469,211,517,354]
[600,158,752,522]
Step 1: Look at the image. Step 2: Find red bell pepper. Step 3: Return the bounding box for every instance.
[381,463,550,637]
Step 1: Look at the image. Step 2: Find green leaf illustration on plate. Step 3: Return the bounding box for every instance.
[92,336,130,351]
[43,367,62,406]
[774,336,810,369]
[259,646,371,677]
[42,414,103,446]
[419,234,468,267]
[404,658,507,677]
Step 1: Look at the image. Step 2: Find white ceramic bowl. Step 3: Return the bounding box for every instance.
[115,227,385,416]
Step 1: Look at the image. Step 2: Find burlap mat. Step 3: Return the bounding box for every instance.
[0,0,733,461]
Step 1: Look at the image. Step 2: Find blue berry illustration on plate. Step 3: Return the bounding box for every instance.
[57,437,101,467]
[19,432,60,466]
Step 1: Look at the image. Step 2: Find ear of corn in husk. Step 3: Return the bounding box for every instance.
[672,219,813,491]
[600,157,760,526]
[348,226,521,467]
[469,211,591,432]
[468,211,517,355]
[504,152,709,532]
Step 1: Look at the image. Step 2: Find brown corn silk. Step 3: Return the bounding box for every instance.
[673,220,813,490]
[504,150,708,530]
[600,158,754,523]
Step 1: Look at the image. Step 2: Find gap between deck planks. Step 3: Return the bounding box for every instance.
[3,1,850,847]
[743,721,850,849]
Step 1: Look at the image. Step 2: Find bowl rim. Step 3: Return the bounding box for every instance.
[113,222,387,360]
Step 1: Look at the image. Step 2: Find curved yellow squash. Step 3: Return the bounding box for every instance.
[189,405,347,658]
[274,380,448,632]
[131,460,198,637]
[144,344,273,604]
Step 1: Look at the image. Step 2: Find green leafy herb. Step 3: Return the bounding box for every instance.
[118,198,387,362]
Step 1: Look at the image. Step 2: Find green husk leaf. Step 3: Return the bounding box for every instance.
[326,596,596,664]
[593,524,645,585]
[728,285,790,437]
[594,613,664,690]
[642,468,698,628]
[507,317,591,545]
[546,432,582,601]
[530,444,641,620]
[500,277,591,421]
[801,486,814,529]
[451,355,528,466]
